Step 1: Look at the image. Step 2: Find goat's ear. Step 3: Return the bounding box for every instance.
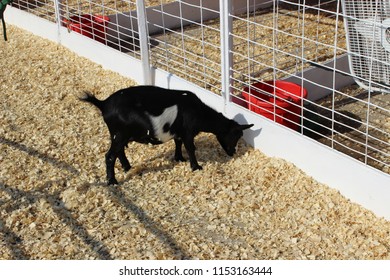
[239,124,254,131]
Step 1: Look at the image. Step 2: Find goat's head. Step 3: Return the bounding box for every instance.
[217,122,253,156]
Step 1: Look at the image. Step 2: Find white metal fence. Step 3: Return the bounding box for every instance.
[8,0,390,176]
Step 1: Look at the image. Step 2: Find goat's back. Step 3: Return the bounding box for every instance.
[104,85,201,116]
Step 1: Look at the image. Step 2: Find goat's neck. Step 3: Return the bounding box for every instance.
[201,108,230,134]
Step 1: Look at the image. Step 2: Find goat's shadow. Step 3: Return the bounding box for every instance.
[121,133,253,177]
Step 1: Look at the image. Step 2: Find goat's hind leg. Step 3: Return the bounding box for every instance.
[174,138,186,162]
[105,137,128,185]
[105,148,119,185]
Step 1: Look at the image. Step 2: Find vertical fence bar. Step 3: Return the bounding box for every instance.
[53,0,63,43]
[219,0,233,111]
[136,0,152,85]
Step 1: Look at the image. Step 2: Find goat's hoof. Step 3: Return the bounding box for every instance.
[107,178,119,185]
[174,155,186,162]
[191,165,203,171]
[123,165,131,172]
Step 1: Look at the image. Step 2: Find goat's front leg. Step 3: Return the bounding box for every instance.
[182,136,202,171]
[174,138,186,162]
[118,148,131,172]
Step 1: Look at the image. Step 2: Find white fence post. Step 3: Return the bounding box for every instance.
[219,0,233,111]
[136,0,152,85]
[53,0,63,43]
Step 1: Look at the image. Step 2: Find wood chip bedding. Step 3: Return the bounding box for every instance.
[1,25,390,260]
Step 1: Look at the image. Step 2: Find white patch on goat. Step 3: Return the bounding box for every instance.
[148,105,178,142]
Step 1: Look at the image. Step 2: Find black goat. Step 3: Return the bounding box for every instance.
[81,85,253,185]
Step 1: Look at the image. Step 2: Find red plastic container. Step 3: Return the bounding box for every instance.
[242,80,308,131]
[63,15,110,43]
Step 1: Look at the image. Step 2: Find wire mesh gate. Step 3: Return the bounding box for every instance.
[8,0,390,175]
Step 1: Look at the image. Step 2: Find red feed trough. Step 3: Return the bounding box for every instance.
[63,14,110,43]
[241,80,308,131]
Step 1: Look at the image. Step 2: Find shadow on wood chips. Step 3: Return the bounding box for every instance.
[106,185,192,259]
[0,136,80,176]
[0,181,114,260]
[1,134,248,260]
[0,179,192,260]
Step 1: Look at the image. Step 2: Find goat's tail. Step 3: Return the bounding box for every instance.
[79,91,105,112]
